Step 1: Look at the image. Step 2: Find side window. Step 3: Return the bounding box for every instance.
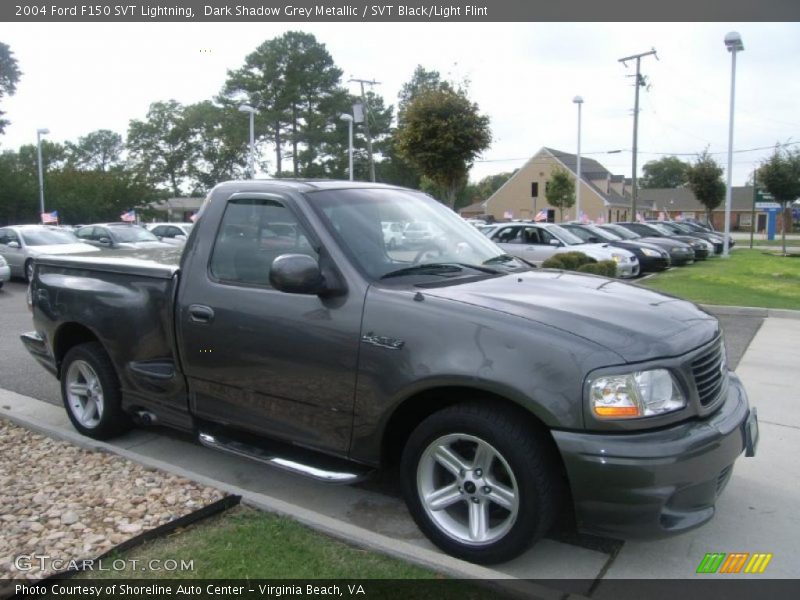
[76,227,93,240]
[0,229,8,245]
[210,198,317,287]
[522,227,540,244]
[168,226,184,237]
[493,226,522,244]
[151,226,167,237]
[537,229,556,245]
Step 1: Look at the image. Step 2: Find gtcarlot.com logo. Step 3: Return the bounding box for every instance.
[697,552,773,574]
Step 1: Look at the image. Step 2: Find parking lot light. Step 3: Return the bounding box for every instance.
[723,32,744,258]
[36,128,50,216]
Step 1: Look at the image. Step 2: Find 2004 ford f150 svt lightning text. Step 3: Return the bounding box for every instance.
[22,180,758,564]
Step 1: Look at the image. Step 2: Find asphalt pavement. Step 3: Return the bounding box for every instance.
[1,278,798,591]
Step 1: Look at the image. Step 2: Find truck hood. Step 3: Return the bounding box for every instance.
[420,270,718,363]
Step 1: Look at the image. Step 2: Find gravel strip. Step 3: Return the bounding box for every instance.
[0,418,226,580]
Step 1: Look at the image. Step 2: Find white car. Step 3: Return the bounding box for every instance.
[146,222,194,246]
[481,222,639,278]
[381,222,404,249]
[403,221,447,247]
[0,255,10,289]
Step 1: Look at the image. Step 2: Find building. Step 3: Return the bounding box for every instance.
[149,197,204,222]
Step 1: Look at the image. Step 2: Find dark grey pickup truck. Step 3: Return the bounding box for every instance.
[22,180,758,564]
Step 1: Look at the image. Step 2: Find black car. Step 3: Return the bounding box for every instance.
[562,223,671,273]
[616,222,710,260]
[647,221,725,254]
[680,221,736,249]
[598,223,695,266]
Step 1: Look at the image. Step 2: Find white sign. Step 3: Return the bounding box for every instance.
[755,202,780,209]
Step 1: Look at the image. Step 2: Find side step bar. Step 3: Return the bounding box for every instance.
[198,432,372,484]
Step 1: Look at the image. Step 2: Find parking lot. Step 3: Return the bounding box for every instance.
[2,276,798,592]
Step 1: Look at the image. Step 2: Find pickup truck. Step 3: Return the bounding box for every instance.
[22,180,758,564]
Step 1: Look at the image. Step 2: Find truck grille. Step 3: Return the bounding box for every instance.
[692,338,728,406]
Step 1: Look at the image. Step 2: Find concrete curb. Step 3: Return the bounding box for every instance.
[0,390,583,600]
[700,304,800,319]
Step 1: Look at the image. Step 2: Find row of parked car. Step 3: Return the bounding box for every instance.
[0,222,193,284]
[475,219,732,278]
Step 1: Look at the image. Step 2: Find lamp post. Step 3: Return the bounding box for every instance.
[340,113,354,181]
[238,105,257,178]
[36,128,50,217]
[573,96,583,221]
[722,31,744,258]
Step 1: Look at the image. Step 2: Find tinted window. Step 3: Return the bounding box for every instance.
[210,198,317,287]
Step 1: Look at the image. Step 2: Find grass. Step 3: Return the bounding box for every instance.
[79,506,439,579]
[639,249,800,310]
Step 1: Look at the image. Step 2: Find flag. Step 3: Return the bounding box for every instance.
[636,212,645,222]
[658,211,667,221]
[579,210,590,224]
[189,212,198,222]
[596,216,605,224]
[675,213,684,221]
[41,210,58,224]
[120,210,136,222]
[534,209,547,222]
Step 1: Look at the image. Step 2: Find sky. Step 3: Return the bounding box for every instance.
[2,21,800,187]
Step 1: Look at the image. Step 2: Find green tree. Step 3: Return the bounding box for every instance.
[127,100,196,196]
[66,130,124,171]
[0,150,36,225]
[394,87,491,208]
[0,42,22,135]
[397,65,451,124]
[758,145,800,255]
[686,150,725,223]
[546,167,575,222]
[640,156,689,189]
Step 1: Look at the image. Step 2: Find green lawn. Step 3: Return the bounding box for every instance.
[80,506,437,579]
[639,249,800,310]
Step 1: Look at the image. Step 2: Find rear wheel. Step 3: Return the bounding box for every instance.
[61,342,131,440]
[400,402,560,564]
[24,259,34,283]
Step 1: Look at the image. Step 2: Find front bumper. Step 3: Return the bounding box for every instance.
[616,260,640,279]
[552,373,754,539]
[639,256,670,272]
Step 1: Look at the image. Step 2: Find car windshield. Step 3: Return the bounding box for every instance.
[109,226,159,243]
[20,228,79,246]
[545,224,586,246]
[601,224,640,240]
[648,223,676,236]
[584,224,620,241]
[309,188,529,280]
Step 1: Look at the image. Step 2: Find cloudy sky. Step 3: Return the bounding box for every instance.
[2,21,799,186]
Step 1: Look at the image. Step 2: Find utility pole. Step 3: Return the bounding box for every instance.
[349,78,380,182]
[619,48,657,220]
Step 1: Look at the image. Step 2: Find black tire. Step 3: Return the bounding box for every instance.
[61,342,131,440]
[24,259,34,283]
[400,402,560,564]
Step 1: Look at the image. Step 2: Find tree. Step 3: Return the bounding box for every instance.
[127,100,196,196]
[394,87,491,208]
[758,145,800,255]
[398,65,451,124]
[66,130,124,171]
[546,167,575,222]
[686,150,725,223]
[640,156,689,189]
[0,42,22,135]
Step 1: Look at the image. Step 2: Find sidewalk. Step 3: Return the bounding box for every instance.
[1,318,799,586]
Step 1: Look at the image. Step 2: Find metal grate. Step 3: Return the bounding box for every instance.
[692,338,728,406]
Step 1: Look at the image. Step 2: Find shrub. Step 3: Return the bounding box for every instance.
[542,251,596,271]
[577,260,617,277]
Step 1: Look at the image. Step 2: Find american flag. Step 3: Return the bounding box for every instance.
[658,212,667,221]
[120,210,136,222]
[596,216,605,225]
[579,211,590,224]
[41,210,58,224]
[533,209,547,222]
[635,212,645,222]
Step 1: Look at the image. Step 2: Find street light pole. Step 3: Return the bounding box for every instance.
[723,32,744,258]
[36,128,50,218]
[573,96,583,221]
[340,114,354,181]
[238,105,257,178]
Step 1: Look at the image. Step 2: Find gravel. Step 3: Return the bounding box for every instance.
[0,418,226,580]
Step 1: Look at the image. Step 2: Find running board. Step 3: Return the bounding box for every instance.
[198,432,372,484]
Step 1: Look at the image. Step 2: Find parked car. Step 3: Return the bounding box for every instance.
[146,222,194,246]
[617,222,711,260]
[0,225,98,282]
[22,180,757,564]
[75,223,173,250]
[481,221,640,278]
[381,221,405,249]
[649,221,725,254]
[561,223,671,273]
[403,221,447,247]
[0,255,9,288]
[680,221,735,249]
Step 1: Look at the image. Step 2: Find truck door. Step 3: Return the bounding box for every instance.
[177,195,362,455]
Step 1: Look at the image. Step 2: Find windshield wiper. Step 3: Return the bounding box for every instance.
[482,254,516,265]
[380,262,501,280]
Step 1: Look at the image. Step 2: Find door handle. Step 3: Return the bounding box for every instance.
[188,304,215,323]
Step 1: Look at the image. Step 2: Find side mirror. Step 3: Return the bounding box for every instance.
[98,237,111,246]
[588,236,600,243]
[549,239,561,247]
[7,241,20,249]
[270,254,325,295]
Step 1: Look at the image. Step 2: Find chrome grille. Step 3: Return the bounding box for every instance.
[692,338,728,406]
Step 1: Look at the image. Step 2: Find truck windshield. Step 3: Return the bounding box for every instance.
[308,188,529,280]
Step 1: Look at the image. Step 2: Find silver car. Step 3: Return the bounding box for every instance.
[75,223,173,250]
[146,222,194,246]
[0,225,98,282]
[0,255,10,288]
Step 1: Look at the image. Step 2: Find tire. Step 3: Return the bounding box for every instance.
[61,342,131,440]
[24,259,34,283]
[400,402,560,564]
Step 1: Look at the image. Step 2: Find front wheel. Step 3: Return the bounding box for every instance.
[24,259,34,283]
[61,342,131,440]
[400,403,560,564]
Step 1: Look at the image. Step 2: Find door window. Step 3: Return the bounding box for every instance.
[493,226,523,244]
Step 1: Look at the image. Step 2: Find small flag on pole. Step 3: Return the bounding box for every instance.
[41,210,59,224]
[189,212,198,222]
[579,210,590,224]
[534,209,547,222]
[596,216,605,224]
[658,211,667,221]
[636,212,645,222]
[120,210,136,223]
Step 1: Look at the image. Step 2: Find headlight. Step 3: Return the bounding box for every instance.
[611,253,626,263]
[589,369,686,419]
[641,248,660,257]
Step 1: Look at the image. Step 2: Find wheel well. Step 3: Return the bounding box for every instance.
[53,323,100,376]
